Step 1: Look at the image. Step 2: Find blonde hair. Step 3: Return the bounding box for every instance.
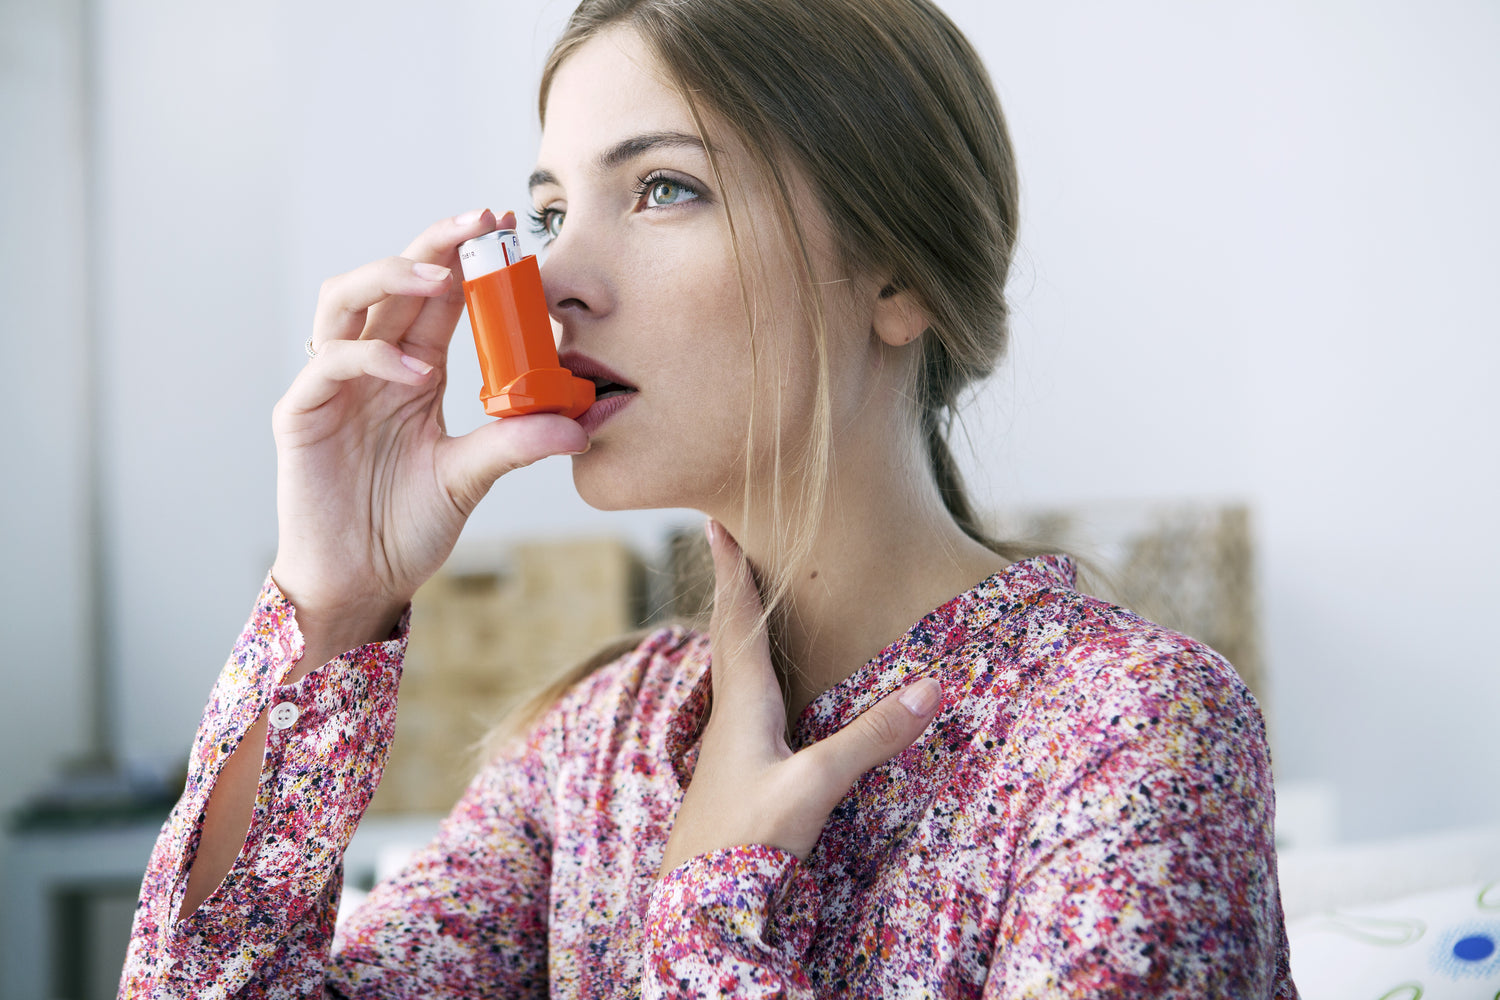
[491,0,1025,747]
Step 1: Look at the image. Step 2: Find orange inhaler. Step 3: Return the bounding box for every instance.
[458,229,594,419]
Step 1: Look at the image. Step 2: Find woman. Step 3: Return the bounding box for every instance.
[120,0,1296,996]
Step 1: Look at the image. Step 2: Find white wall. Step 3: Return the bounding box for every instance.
[87,1,290,780]
[0,0,92,823]
[2,0,1495,842]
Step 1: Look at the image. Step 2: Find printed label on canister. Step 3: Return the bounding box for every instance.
[458,230,523,281]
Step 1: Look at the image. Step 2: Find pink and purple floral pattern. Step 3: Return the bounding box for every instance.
[120,556,1296,997]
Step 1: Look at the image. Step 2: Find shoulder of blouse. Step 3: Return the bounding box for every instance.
[1001,576,1257,702]
[972,579,1272,776]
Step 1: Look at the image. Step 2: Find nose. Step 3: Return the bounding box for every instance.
[539,221,613,340]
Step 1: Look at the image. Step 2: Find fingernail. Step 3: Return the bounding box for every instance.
[898,678,941,716]
[499,208,517,226]
[704,518,719,545]
[455,208,485,227]
[566,442,591,455]
[414,262,450,281]
[400,354,433,375]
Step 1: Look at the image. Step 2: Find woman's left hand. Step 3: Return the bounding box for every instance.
[659,520,944,874]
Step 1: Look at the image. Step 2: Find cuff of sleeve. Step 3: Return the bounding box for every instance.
[200,573,410,738]
[260,572,413,684]
[644,844,819,995]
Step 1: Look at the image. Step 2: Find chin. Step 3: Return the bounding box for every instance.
[570,446,735,517]
[569,449,679,513]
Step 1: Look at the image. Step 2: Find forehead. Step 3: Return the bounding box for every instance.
[538,27,698,166]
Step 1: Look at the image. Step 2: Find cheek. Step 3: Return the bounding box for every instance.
[568,260,757,512]
[616,234,752,397]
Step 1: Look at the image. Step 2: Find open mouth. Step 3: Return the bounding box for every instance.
[587,377,635,402]
[560,351,638,404]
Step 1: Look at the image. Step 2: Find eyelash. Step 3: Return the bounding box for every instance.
[527,171,704,244]
[526,208,556,243]
[630,169,702,206]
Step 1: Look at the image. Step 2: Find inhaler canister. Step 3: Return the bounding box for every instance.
[458,229,594,419]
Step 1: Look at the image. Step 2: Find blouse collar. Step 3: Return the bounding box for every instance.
[664,554,1077,784]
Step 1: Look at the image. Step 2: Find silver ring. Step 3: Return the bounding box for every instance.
[304,336,317,360]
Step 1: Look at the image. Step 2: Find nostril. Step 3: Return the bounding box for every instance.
[556,297,589,311]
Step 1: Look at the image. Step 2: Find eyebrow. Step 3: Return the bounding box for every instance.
[527,130,713,193]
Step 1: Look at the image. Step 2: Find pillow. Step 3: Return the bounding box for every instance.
[1288,880,1500,999]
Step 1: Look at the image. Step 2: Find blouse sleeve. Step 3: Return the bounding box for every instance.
[327,724,556,997]
[642,844,822,999]
[119,575,408,999]
[987,646,1296,999]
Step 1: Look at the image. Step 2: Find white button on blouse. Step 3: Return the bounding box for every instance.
[268,702,301,730]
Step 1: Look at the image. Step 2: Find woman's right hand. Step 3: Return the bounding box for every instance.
[268,209,588,664]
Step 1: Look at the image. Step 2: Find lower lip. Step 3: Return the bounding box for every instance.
[576,391,636,436]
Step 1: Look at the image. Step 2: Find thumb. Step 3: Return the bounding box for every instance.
[438,413,588,515]
[800,677,942,806]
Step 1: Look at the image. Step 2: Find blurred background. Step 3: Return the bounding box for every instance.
[2,0,1497,996]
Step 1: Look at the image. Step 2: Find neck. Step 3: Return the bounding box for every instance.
[725,433,1009,728]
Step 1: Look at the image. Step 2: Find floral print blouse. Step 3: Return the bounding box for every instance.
[119,555,1297,998]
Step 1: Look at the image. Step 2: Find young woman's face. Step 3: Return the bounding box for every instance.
[531,26,878,516]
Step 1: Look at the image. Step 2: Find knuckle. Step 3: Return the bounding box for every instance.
[859,707,903,749]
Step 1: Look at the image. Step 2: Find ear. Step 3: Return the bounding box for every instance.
[872,281,929,348]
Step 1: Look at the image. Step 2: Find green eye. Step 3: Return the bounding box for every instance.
[648,180,693,207]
